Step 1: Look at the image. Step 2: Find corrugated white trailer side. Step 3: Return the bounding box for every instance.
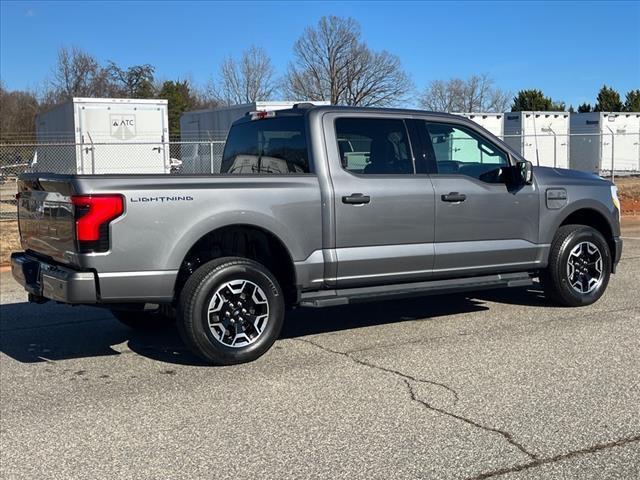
[180,101,331,140]
[570,112,640,173]
[35,98,170,174]
[179,101,330,173]
[454,113,504,139]
[504,111,570,168]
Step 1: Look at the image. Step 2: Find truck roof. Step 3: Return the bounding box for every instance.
[232,104,469,126]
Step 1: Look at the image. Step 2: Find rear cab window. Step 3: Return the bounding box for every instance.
[335,118,414,175]
[221,116,310,174]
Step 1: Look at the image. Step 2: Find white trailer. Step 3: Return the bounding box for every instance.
[503,111,570,168]
[454,113,504,139]
[180,101,330,140]
[179,101,330,174]
[570,112,640,173]
[35,98,170,174]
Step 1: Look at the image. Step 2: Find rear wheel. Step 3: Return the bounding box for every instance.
[177,257,285,365]
[542,224,611,307]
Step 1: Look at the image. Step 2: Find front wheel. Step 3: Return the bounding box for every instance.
[542,224,611,307]
[177,257,285,365]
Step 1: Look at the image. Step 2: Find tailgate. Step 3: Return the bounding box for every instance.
[17,176,76,262]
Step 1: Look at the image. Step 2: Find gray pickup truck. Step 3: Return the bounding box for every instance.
[12,105,623,364]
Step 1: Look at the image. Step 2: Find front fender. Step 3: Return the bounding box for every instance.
[540,197,618,246]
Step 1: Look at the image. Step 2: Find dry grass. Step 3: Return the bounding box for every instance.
[614,176,640,215]
[0,220,20,266]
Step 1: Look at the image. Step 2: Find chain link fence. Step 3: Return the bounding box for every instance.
[0,140,226,219]
[1,132,639,220]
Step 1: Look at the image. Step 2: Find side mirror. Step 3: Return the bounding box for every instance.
[517,160,533,185]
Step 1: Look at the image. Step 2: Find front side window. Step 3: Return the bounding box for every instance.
[425,122,508,182]
[335,118,414,175]
[221,116,309,174]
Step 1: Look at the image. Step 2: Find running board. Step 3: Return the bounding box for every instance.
[299,272,533,308]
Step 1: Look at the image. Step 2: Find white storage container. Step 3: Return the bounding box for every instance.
[454,113,504,139]
[570,112,640,173]
[35,98,170,174]
[504,111,570,168]
[180,101,330,140]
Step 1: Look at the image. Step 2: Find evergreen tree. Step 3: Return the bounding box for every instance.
[577,103,592,113]
[511,89,559,111]
[623,89,640,112]
[594,85,623,112]
[157,80,192,136]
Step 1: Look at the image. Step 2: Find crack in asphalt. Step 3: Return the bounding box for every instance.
[296,337,541,460]
[297,337,459,403]
[401,378,537,460]
[466,434,640,479]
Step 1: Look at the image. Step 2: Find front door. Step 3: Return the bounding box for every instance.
[417,120,541,277]
[323,114,436,287]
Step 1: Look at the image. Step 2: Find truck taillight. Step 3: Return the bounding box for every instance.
[72,195,124,252]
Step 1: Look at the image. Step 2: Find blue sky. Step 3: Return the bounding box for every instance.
[1,0,639,108]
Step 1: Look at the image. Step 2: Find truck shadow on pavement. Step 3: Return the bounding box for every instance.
[0,287,548,366]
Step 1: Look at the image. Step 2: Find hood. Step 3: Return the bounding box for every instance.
[533,166,611,187]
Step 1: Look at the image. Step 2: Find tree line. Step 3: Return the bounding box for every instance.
[1,15,639,143]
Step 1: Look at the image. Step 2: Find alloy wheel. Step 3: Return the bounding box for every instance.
[207,279,270,347]
[566,241,604,294]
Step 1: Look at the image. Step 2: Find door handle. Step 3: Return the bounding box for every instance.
[441,192,466,202]
[342,193,371,205]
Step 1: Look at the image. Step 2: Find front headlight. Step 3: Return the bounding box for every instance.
[611,185,621,219]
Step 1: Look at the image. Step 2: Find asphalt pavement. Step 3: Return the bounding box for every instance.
[1,224,639,479]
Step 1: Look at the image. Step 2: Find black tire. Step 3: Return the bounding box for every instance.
[177,257,285,365]
[542,224,611,307]
[110,308,174,330]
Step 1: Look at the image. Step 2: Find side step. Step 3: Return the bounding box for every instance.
[299,272,533,308]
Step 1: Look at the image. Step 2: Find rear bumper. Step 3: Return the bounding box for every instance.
[11,252,97,304]
[11,252,177,304]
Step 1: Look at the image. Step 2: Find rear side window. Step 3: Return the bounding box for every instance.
[221,116,310,174]
[335,118,414,175]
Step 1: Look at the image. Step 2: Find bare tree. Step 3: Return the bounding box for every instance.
[487,88,511,113]
[418,79,465,112]
[0,81,40,141]
[419,74,510,112]
[284,16,412,107]
[214,46,277,105]
[343,48,413,107]
[107,62,156,98]
[49,46,108,100]
[285,16,359,104]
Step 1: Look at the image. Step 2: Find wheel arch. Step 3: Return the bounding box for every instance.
[554,206,617,269]
[173,223,298,305]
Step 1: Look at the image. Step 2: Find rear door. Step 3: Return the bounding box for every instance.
[416,119,541,277]
[322,113,436,287]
